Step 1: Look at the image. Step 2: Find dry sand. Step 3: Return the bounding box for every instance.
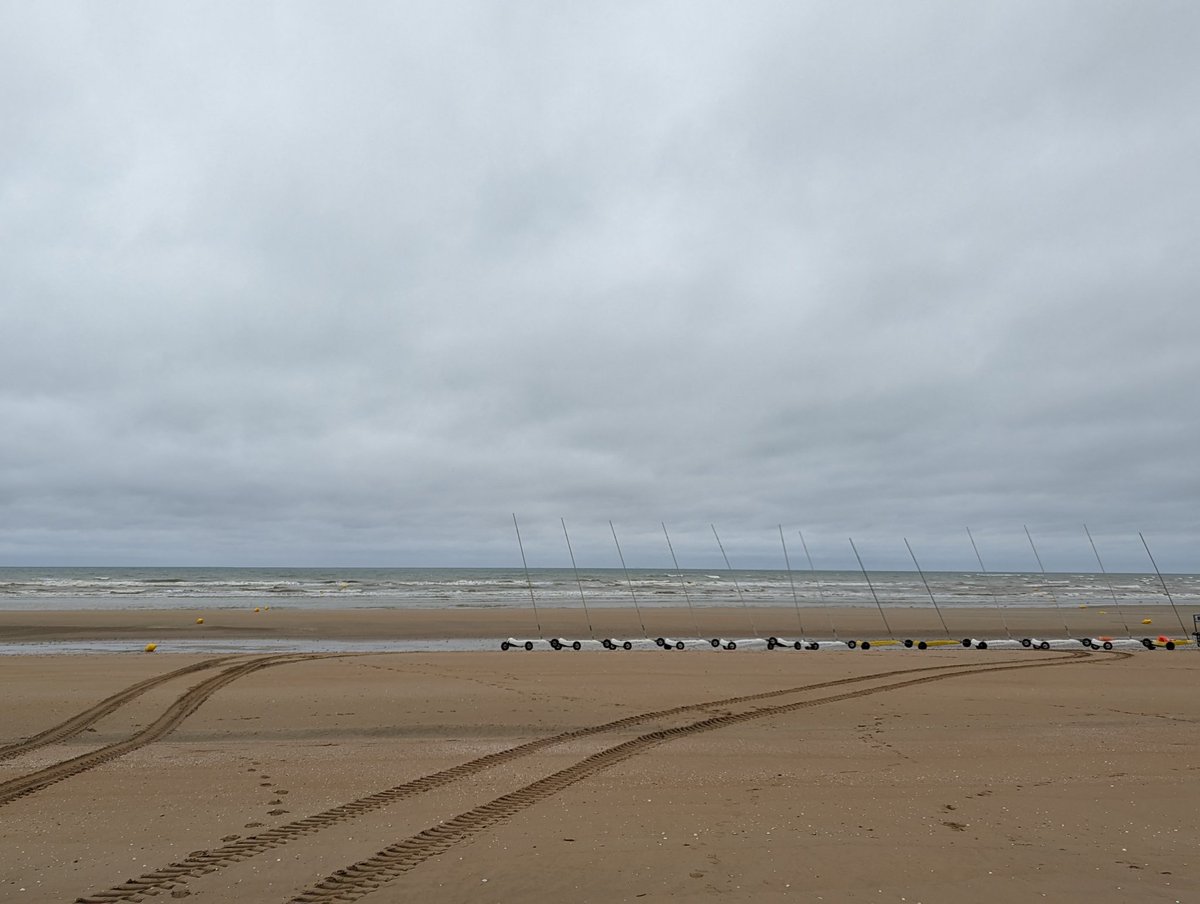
[1,610,1197,903]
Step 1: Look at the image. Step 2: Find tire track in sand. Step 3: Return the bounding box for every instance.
[72,650,1127,903]
[0,654,335,808]
[0,656,237,763]
[284,650,1121,904]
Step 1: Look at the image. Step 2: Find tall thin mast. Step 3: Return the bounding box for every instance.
[799,530,838,640]
[904,538,951,639]
[779,525,806,638]
[512,514,543,637]
[561,518,595,640]
[966,526,1012,640]
[610,520,648,638]
[849,537,894,638]
[711,524,758,637]
[1083,524,1132,639]
[663,522,701,640]
[1139,531,1189,636]
[1024,525,1071,637]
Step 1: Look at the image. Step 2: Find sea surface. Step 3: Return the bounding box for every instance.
[1,567,1197,612]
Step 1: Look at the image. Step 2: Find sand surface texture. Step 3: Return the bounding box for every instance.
[1,604,1191,644]
[1,619,1197,903]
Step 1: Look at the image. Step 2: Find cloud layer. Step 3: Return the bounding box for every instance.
[2,2,1198,570]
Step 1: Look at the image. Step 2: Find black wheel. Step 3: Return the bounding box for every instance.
[1079,638,1092,647]
[655,637,665,647]
[573,641,582,651]
[1021,638,1032,648]
[524,641,534,651]
[725,641,737,650]
[710,638,721,648]
[767,636,779,646]
[961,638,972,648]
[1142,638,1154,649]
[917,641,928,650]
[622,641,633,651]
[861,641,871,650]
[500,641,510,651]
[808,642,820,650]
[903,638,914,648]
[1165,641,1176,650]
[675,641,684,650]
[794,641,803,650]
[550,640,561,650]
[847,640,857,649]
[1103,641,1113,650]
[602,640,614,650]
[977,641,988,650]
[1038,641,1049,650]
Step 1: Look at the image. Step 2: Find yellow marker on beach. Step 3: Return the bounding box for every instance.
[195,617,204,625]
[1142,618,1153,625]
[254,607,260,613]
[144,643,157,653]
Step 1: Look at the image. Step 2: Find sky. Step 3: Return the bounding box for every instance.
[1,2,1198,571]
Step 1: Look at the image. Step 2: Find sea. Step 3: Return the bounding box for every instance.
[1,566,1197,611]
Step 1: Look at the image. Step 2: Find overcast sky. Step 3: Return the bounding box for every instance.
[2,2,1197,571]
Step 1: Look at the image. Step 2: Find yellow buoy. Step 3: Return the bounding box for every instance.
[264,606,270,611]
[144,643,157,653]
[1078,604,1087,609]
[254,607,261,613]
[1142,618,1153,625]
[195,617,204,625]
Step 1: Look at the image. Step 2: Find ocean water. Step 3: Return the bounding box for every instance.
[0,566,1197,612]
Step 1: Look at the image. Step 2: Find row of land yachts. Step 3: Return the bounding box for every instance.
[501,634,1189,652]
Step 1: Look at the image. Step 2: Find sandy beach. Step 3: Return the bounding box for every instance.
[1,610,1197,903]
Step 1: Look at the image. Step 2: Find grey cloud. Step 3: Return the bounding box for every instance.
[1,2,1197,571]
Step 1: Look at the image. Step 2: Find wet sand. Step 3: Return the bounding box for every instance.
[1,612,1197,903]
[0,604,1193,644]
